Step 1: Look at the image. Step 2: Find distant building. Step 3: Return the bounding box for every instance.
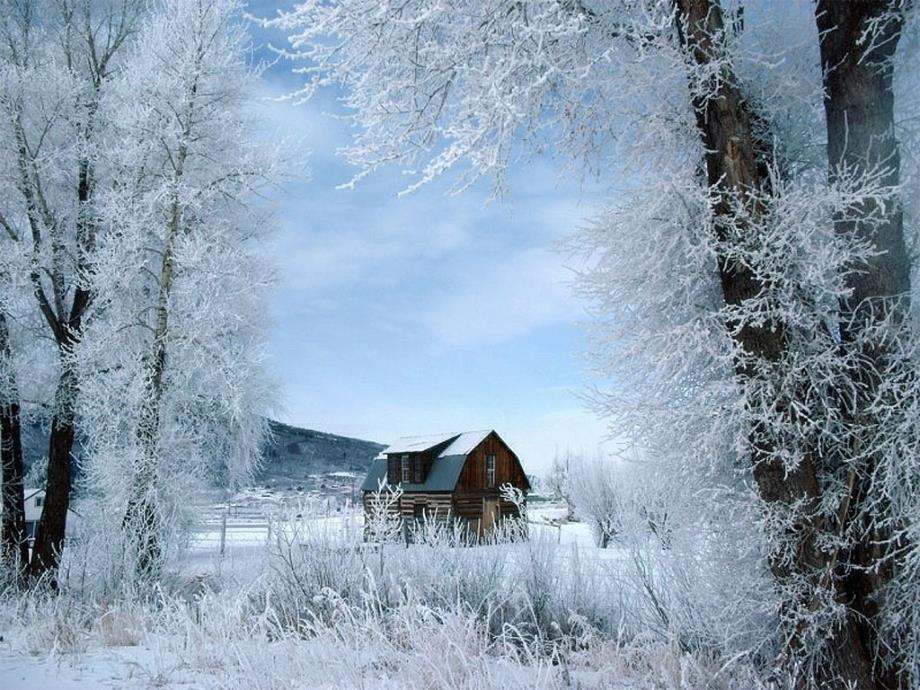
[361,429,529,537]
[0,488,79,545]
[23,488,45,539]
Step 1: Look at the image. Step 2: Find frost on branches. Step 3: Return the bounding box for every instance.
[0,0,281,582]
[0,0,147,578]
[275,1,920,686]
[79,0,280,579]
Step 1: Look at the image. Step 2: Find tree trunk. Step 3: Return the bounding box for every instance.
[123,144,186,579]
[675,1,884,686]
[25,186,93,580]
[27,356,77,580]
[0,311,28,573]
[816,3,909,687]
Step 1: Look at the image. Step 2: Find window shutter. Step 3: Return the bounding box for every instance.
[414,455,423,483]
[387,456,398,484]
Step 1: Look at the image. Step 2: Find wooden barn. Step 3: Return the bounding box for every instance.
[360,429,529,537]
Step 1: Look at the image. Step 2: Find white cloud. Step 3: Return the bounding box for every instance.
[418,247,580,347]
[273,196,477,293]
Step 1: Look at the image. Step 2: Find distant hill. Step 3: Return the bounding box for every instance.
[258,420,384,490]
[19,417,384,493]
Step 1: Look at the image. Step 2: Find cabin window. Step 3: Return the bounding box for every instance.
[486,454,496,488]
[413,455,423,483]
[401,455,411,483]
[35,496,43,508]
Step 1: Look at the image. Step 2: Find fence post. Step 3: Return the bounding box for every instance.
[219,507,227,557]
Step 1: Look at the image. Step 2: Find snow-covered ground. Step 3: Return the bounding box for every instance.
[0,499,751,689]
[0,500,605,688]
[0,645,183,690]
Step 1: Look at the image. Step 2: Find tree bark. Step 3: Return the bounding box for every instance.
[816,2,909,687]
[675,1,886,686]
[123,130,189,578]
[122,200,178,578]
[27,355,77,579]
[0,311,28,574]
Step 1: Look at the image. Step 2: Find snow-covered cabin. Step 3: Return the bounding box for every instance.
[361,429,529,537]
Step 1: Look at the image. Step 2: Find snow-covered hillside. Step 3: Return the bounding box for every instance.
[20,418,384,498]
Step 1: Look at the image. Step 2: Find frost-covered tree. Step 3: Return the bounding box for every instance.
[0,0,145,577]
[566,452,620,547]
[0,304,27,571]
[544,449,576,519]
[1,0,282,581]
[274,1,920,686]
[75,0,281,579]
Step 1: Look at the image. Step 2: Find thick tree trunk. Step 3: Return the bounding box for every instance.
[0,311,28,573]
[27,357,77,579]
[675,1,887,686]
[26,181,93,580]
[816,3,909,688]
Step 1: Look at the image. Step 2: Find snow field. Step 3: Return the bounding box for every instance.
[1,501,768,689]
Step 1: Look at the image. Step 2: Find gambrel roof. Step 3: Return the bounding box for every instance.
[360,429,495,493]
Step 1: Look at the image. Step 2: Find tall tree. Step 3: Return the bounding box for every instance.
[79,0,279,579]
[0,0,144,578]
[673,1,910,685]
[812,3,912,686]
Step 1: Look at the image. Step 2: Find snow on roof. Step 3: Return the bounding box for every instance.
[382,430,493,457]
[382,432,459,455]
[439,430,491,457]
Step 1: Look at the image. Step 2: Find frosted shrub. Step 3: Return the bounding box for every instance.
[8,589,91,655]
[0,531,772,688]
[262,505,371,630]
[608,490,776,670]
[568,453,625,548]
[364,479,403,544]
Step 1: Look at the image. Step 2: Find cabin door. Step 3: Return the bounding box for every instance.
[482,498,500,534]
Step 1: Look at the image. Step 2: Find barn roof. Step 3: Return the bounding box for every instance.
[360,454,468,492]
[381,432,459,454]
[360,429,496,493]
[440,430,491,456]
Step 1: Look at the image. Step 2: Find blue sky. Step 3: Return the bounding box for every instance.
[249,5,613,474]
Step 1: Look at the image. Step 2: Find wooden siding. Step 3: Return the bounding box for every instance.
[456,431,528,492]
[451,491,522,519]
[453,432,527,537]
[362,491,401,516]
[396,493,453,519]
